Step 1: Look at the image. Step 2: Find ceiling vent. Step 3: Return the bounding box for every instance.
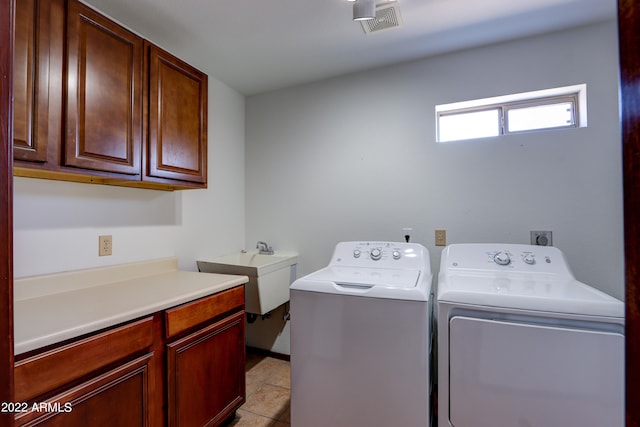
[361,1,403,34]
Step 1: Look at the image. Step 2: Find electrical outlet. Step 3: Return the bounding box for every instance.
[530,230,552,246]
[435,229,446,246]
[99,235,112,256]
[402,227,413,243]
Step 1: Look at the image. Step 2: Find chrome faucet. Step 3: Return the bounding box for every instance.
[256,241,274,255]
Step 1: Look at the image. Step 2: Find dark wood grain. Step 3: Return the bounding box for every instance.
[14,317,153,402]
[65,0,142,176]
[13,0,208,190]
[145,42,208,187]
[13,0,50,163]
[164,286,244,339]
[15,354,154,427]
[1,0,15,425]
[166,311,245,427]
[618,0,640,426]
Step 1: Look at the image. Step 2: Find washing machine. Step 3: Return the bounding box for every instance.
[290,241,433,427]
[437,243,624,427]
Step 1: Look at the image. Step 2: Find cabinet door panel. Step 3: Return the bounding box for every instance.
[65,0,142,175]
[147,43,207,185]
[15,353,154,427]
[15,316,154,402]
[167,311,245,427]
[13,0,50,162]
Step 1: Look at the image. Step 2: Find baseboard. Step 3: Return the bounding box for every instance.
[246,345,290,361]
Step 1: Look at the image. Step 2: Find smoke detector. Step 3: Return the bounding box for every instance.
[360,1,403,34]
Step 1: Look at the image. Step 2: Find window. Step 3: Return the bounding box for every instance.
[439,109,500,142]
[436,84,586,142]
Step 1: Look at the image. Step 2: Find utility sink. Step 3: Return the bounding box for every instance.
[197,251,298,315]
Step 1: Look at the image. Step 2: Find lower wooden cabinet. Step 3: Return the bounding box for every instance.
[14,317,154,403]
[167,311,245,427]
[15,354,154,427]
[14,286,246,427]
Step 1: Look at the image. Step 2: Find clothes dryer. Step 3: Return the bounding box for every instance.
[290,241,433,427]
[437,243,624,427]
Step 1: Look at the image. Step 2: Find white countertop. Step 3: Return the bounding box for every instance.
[14,257,248,355]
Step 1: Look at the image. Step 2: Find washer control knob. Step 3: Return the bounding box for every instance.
[523,254,536,265]
[493,251,511,266]
[370,248,383,261]
[392,250,401,260]
[353,249,361,258]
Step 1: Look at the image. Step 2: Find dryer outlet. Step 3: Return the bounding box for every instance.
[530,230,552,246]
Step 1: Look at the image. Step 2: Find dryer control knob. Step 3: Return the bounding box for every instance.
[353,249,361,258]
[494,252,511,266]
[523,254,536,265]
[370,248,383,260]
[392,250,401,260]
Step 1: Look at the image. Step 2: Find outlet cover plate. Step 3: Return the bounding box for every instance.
[99,235,112,256]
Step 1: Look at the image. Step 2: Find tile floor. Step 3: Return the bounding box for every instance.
[226,350,291,427]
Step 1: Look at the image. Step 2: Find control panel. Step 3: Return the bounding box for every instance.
[490,250,544,267]
[443,243,573,276]
[330,241,429,269]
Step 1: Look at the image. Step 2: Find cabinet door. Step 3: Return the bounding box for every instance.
[167,311,245,427]
[146,43,207,186]
[15,316,154,403]
[13,0,55,162]
[65,0,142,175]
[15,353,154,427]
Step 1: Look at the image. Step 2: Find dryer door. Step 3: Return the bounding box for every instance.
[448,316,623,427]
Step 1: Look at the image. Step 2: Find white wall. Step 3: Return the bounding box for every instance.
[14,77,246,277]
[13,18,623,356]
[245,21,623,301]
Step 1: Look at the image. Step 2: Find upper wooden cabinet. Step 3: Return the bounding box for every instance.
[13,0,208,190]
[65,0,143,176]
[13,0,62,163]
[145,43,208,186]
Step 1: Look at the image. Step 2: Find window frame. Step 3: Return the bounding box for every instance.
[503,93,579,134]
[436,85,586,143]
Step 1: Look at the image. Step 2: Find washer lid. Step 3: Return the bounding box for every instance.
[291,266,430,301]
[318,266,420,288]
[437,273,623,318]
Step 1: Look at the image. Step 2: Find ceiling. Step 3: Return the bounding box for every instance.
[82,0,616,95]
